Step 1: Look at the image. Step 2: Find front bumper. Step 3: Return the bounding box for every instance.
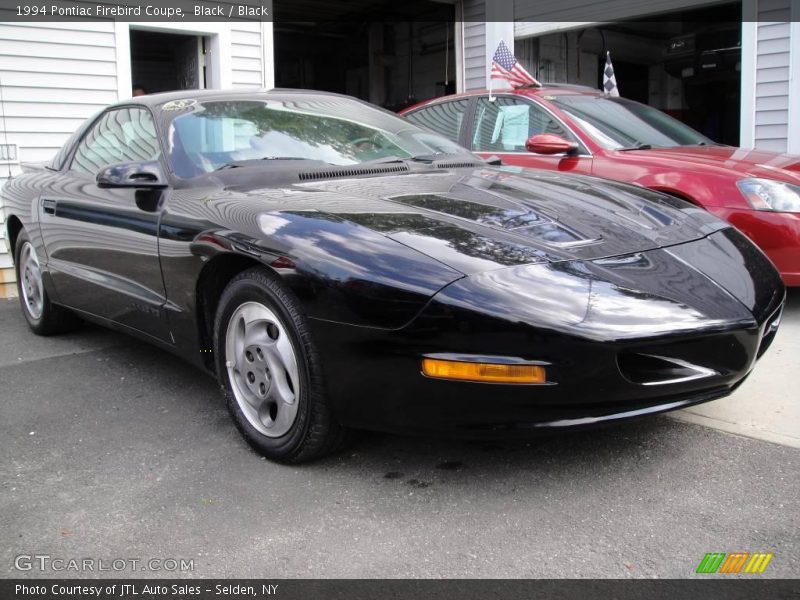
[309,305,780,437]
[309,228,785,437]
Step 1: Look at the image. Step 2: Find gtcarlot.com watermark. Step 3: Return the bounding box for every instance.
[14,554,194,573]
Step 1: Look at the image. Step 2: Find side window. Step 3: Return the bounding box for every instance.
[70,108,161,176]
[472,97,571,152]
[404,99,469,143]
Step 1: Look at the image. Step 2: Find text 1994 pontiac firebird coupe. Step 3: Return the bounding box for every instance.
[2,90,786,462]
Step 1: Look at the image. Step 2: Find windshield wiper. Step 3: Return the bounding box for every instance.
[259,156,316,161]
[215,157,325,171]
[360,153,453,164]
[357,156,409,165]
[684,141,724,147]
[357,153,471,166]
[617,144,655,152]
[408,152,461,162]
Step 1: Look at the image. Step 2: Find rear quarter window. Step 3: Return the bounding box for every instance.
[405,99,469,143]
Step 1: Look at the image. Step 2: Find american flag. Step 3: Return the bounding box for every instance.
[491,40,540,88]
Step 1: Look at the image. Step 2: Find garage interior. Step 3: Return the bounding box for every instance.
[130,30,206,94]
[516,3,742,145]
[126,1,741,144]
[272,0,456,111]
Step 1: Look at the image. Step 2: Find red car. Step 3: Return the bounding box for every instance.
[401,86,800,286]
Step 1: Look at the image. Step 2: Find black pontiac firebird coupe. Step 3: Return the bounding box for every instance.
[2,89,785,462]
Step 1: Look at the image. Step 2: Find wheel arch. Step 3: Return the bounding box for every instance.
[648,187,700,205]
[5,214,23,261]
[195,252,271,372]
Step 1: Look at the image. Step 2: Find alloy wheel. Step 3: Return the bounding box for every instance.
[19,241,44,320]
[225,301,301,437]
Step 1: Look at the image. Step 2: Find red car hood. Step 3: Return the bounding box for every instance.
[625,146,800,184]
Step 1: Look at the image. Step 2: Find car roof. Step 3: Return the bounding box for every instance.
[402,84,603,112]
[117,87,356,110]
[525,83,600,94]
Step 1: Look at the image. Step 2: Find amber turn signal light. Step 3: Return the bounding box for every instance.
[421,358,546,384]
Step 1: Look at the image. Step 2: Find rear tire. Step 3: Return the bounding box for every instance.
[213,267,350,463]
[14,230,80,336]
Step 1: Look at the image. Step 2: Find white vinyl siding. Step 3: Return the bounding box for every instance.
[0,22,117,163]
[462,0,486,90]
[231,23,266,88]
[0,22,117,289]
[754,0,792,151]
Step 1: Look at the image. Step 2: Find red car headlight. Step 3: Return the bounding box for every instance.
[737,178,800,213]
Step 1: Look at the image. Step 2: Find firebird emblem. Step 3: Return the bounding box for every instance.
[161,99,196,111]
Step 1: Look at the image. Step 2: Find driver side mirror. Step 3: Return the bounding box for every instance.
[96,161,168,189]
[525,134,579,156]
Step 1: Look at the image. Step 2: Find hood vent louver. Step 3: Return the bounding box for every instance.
[298,164,409,182]
[434,161,481,170]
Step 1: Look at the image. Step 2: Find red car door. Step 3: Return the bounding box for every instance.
[470,95,593,175]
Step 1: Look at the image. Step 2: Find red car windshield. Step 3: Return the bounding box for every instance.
[551,95,715,150]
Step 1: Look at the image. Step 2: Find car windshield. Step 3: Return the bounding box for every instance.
[550,95,715,150]
[166,96,470,178]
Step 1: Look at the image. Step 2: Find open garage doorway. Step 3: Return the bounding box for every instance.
[517,3,742,146]
[130,29,207,95]
[272,0,455,111]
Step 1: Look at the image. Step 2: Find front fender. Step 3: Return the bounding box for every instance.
[175,208,464,329]
[632,171,742,210]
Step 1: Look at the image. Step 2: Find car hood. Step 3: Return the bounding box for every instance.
[614,145,800,184]
[264,166,728,275]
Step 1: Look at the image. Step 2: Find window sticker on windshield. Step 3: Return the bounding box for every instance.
[543,95,557,100]
[162,99,197,111]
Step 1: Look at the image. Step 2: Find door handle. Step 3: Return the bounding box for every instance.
[42,199,57,215]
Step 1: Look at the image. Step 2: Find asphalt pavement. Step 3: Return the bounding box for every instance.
[1,295,798,579]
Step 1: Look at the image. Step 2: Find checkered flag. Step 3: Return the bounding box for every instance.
[603,51,619,97]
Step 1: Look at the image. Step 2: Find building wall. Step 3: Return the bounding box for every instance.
[462,0,486,91]
[460,0,799,154]
[0,22,118,164]
[0,21,119,291]
[754,20,791,151]
[231,22,267,88]
[0,20,275,292]
[753,0,793,151]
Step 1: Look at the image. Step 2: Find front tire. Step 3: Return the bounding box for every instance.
[213,267,349,463]
[14,230,79,336]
